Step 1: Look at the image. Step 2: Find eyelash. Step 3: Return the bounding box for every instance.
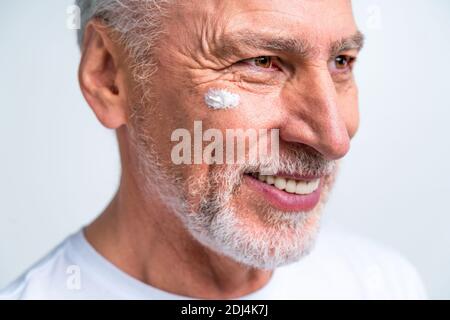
[239,56,281,71]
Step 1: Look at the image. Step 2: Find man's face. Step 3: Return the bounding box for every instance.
[128,0,361,269]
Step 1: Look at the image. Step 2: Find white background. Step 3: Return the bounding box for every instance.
[1,1,449,299]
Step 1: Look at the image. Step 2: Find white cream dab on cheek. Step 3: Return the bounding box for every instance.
[204,88,240,110]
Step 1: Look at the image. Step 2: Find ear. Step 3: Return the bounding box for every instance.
[78,20,128,129]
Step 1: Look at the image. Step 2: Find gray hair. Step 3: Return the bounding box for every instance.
[76,0,171,80]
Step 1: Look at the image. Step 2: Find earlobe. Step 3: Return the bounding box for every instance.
[78,21,128,129]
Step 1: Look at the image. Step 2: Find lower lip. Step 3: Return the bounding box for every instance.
[243,175,322,212]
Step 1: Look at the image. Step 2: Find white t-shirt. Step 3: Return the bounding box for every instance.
[0,227,427,300]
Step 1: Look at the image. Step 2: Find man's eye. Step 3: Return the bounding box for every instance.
[242,56,279,70]
[331,55,356,72]
[253,56,273,68]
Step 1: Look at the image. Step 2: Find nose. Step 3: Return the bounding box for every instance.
[280,67,351,160]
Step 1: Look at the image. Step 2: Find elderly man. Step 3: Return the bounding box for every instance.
[1,0,425,299]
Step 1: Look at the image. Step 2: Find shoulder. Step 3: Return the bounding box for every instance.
[311,227,427,299]
[0,233,78,300]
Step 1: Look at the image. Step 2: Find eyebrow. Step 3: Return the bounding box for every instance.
[217,30,365,59]
[330,31,365,57]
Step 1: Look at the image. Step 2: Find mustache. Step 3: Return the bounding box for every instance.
[205,144,336,192]
[241,144,335,177]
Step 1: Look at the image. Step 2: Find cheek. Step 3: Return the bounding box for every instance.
[148,82,284,178]
[172,85,284,132]
[209,92,284,130]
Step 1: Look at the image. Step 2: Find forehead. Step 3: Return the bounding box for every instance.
[225,0,355,30]
[172,0,357,48]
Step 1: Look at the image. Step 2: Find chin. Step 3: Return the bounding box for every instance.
[184,195,326,270]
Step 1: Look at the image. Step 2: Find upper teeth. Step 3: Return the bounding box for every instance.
[256,174,320,195]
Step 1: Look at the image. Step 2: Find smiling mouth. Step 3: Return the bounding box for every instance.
[246,172,321,195]
[243,172,323,212]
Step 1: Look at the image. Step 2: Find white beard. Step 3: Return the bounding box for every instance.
[180,164,332,270]
[185,196,324,270]
[129,118,335,270]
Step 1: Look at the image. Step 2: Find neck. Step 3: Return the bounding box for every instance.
[84,169,273,299]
